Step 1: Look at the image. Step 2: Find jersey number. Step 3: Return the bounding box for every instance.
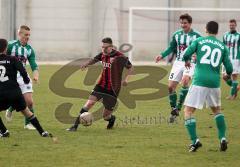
[0,65,9,82]
[200,45,221,67]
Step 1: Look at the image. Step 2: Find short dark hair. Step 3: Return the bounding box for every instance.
[0,38,8,53]
[179,13,192,23]
[206,21,219,34]
[102,37,113,45]
[229,19,237,24]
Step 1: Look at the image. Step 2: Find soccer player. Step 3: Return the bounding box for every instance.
[155,13,201,122]
[5,25,39,130]
[67,37,133,131]
[222,19,240,100]
[183,21,233,152]
[0,38,50,137]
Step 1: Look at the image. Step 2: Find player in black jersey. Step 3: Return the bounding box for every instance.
[67,37,133,131]
[0,39,50,137]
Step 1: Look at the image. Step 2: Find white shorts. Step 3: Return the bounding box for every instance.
[222,59,240,74]
[184,85,221,109]
[17,74,33,94]
[169,60,195,82]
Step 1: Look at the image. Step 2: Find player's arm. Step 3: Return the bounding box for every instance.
[7,43,13,55]
[13,57,30,84]
[122,59,133,86]
[156,34,177,63]
[222,46,233,77]
[80,53,102,70]
[183,40,198,69]
[27,48,39,83]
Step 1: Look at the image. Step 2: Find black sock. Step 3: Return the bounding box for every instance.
[28,115,44,135]
[0,117,7,133]
[73,108,88,128]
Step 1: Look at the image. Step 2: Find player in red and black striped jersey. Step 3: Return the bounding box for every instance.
[67,37,133,131]
[0,39,50,137]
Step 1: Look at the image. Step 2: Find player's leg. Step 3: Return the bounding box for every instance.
[102,94,117,129]
[23,92,36,130]
[177,75,190,111]
[177,63,194,111]
[66,95,98,131]
[230,74,238,99]
[168,80,178,110]
[5,106,14,122]
[183,85,207,152]
[168,61,184,123]
[20,108,50,137]
[210,106,227,151]
[207,88,227,151]
[12,88,50,137]
[0,116,10,137]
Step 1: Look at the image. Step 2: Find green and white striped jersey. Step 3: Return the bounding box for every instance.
[161,29,201,61]
[7,40,38,71]
[223,31,240,60]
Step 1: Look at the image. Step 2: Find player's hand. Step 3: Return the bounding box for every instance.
[223,74,231,81]
[33,70,39,84]
[122,80,128,86]
[185,61,191,69]
[155,55,163,63]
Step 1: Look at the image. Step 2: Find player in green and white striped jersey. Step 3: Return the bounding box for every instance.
[5,25,39,130]
[155,14,201,123]
[183,21,233,152]
[222,19,240,100]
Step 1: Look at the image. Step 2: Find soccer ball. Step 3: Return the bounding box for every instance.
[79,112,93,126]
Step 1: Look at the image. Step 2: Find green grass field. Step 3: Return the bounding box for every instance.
[0,65,240,167]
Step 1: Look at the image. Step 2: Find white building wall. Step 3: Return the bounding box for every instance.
[2,0,238,61]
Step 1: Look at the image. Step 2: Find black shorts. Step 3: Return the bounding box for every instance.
[90,85,117,111]
[0,88,26,112]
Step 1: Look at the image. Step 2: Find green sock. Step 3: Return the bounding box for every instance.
[185,118,198,144]
[169,92,177,109]
[177,86,189,111]
[7,106,14,113]
[215,113,226,140]
[231,81,238,96]
[226,79,232,87]
[25,108,35,125]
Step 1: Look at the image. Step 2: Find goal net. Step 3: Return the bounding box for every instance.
[128,7,240,64]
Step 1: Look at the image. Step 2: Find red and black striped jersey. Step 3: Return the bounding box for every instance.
[93,49,132,92]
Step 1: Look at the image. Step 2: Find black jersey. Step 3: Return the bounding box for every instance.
[0,54,30,92]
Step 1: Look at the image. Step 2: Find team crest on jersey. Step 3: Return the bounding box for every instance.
[102,62,111,68]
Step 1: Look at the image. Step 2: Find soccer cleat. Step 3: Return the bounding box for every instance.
[66,126,78,132]
[107,115,116,129]
[41,131,52,137]
[0,130,10,138]
[188,139,202,152]
[169,108,179,123]
[220,138,228,152]
[5,110,13,122]
[24,124,36,130]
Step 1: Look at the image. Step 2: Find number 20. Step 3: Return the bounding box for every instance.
[200,45,221,67]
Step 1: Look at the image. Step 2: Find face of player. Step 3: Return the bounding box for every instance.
[229,22,237,32]
[180,19,191,33]
[102,43,113,55]
[18,29,30,46]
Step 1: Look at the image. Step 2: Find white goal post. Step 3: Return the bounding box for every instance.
[128,7,240,63]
